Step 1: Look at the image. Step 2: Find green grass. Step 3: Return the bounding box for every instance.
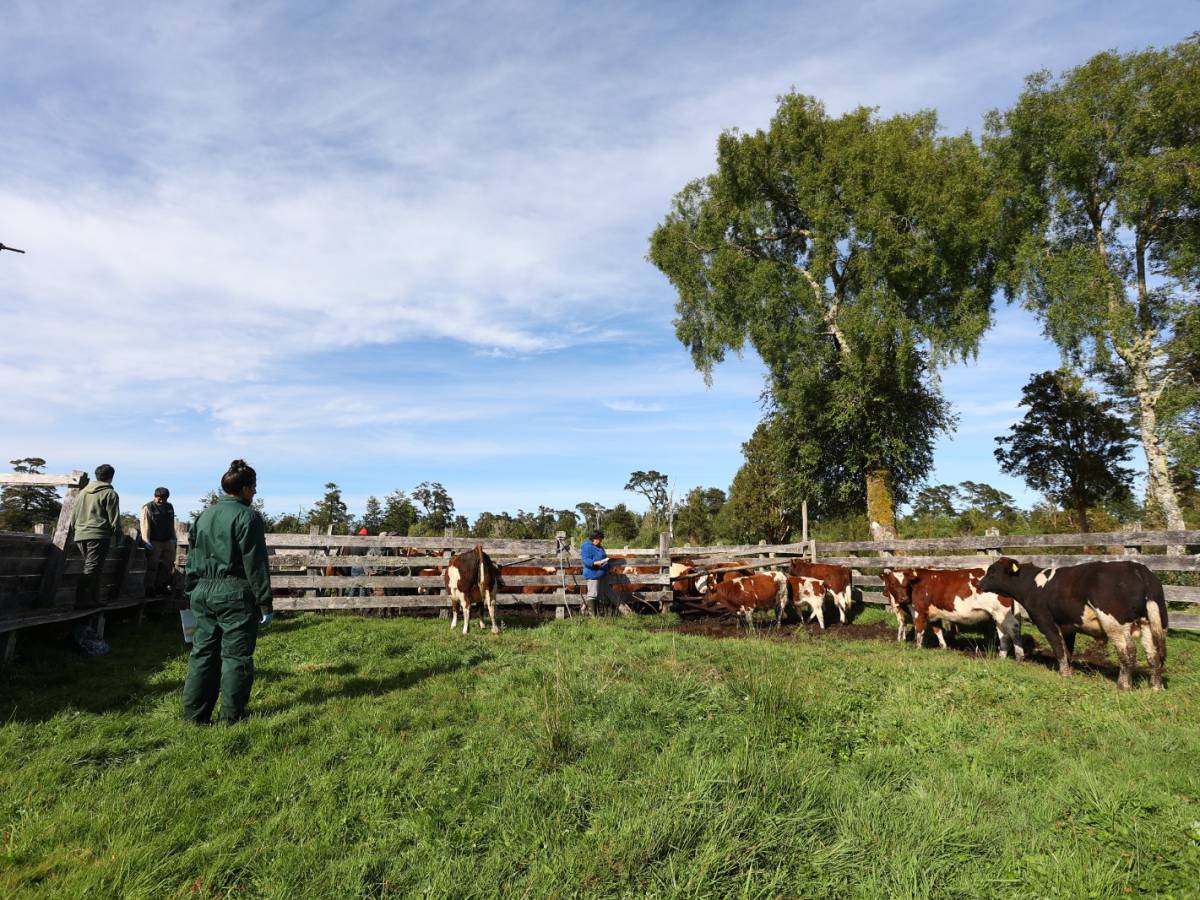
[2,608,1199,898]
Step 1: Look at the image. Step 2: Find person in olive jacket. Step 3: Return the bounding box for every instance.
[182,459,273,725]
[71,463,122,608]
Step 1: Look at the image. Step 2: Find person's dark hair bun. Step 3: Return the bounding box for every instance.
[221,459,257,495]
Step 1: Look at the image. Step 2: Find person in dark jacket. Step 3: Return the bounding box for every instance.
[71,463,121,609]
[139,487,176,596]
[182,460,273,725]
[580,529,612,616]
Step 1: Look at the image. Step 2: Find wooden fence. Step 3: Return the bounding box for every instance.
[170,527,1199,631]
[0,471,159,665]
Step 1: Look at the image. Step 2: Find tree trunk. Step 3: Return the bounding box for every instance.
[1132,369,1186,553]
[866,468,898,542]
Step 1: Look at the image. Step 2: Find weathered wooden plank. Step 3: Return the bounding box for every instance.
[673,542,812,557]
[0,473,85,487]
[815,554,1200,571]
[0,533,52,547]
[0,557,50,576]
[261,535,556,551]
[1170,614,1200,632]
[270,591,672,611]
[813,530,1200,554]
[38,471,87,608]
[269,572,670,589]
[0,594,164,634]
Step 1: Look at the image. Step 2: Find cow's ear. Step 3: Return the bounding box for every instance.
[1010,562,1019,574]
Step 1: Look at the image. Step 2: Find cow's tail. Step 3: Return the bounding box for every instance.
[475,543,486,591]
[1144,569,1168,663]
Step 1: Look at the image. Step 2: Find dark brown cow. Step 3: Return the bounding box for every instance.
[706,572,789,631]
[788,561,853,625]
[979,558,1167,690]
[444,545,503,635]
[880,567,1024,660]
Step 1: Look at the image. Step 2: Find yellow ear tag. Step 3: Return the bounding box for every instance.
[1011,562,1019,573]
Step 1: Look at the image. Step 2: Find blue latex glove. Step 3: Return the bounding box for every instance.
[260,612,274,627]
[143,540,153,551]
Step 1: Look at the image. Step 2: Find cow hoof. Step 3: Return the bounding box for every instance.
[1151,682,1164,692]
[491,627,500,635]
[1059,668,1073,678]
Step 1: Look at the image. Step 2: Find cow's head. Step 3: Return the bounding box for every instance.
[979,557,1024,597]
[879,568,918,607]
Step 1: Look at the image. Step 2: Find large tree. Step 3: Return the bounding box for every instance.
[308,482,350,533]
[722,420,795,544]
[0,457,62,532]
[994,370,1136,533]
[649,94,1000,538]
[624,470,671,526]
[986,40,1200,540]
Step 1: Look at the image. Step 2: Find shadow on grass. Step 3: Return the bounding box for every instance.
[254,648,494,715]
[1,607,188,724]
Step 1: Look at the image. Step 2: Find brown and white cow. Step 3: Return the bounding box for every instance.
[787,575,833,628]
[669,559,752,596]
[444,545,503,635]
[979,558,1167,690]
[880,567,1024,660]
[706,572,789,631]
[788,561,853,625]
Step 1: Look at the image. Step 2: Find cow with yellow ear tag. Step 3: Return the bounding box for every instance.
[979,557,1167,690]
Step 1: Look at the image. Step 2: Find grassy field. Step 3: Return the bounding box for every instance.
[2,607,1199,898]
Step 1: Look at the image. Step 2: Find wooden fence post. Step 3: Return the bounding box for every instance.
[657,531,672,614]
[37,470,87,608]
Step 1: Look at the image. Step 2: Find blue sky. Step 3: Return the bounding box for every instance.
[1,1,1195,523]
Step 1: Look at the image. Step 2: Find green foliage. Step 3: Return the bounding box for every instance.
[722,420,796,543]
[649,93,1001,524]
[359,496,384,534]
[600,503,640,545]
[3,612,1198,896]
[307,482,350,534]
[411,481,455,533]
[624,470,671,526]
[0,457,61,532]
[673,487,727,545]
[471,507,578,540]
[986,39,1200,525]
[995,370,1137,531]
[379,490,418,536]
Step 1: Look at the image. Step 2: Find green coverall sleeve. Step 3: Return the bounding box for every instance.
[106,491,123,546]
[241,512,274,614]
[184,519,200,594]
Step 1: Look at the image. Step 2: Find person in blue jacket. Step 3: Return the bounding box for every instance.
[580,529,612,616]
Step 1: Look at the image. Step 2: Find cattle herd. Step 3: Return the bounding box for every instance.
[439,544,1170,692]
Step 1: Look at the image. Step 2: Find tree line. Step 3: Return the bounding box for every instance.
[648,37,1200,545]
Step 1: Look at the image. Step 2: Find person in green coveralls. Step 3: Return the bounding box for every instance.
[182,459,273,725]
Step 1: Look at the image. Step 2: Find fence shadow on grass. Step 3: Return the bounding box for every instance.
[1,607,189,724]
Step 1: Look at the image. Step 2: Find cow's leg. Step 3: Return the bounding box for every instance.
[1137,619,1164,691]
[838,590,849,624]
[893,605,908,642]
[461,596,471,635]
[997,612,1023,661]
[485,588,499,635]
[449,597,459,632]
[1032,614,1072,676]
[913,609,929,648]
[932,624,948,650]
[813,598,825,630]
[1098,614,1137,690]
